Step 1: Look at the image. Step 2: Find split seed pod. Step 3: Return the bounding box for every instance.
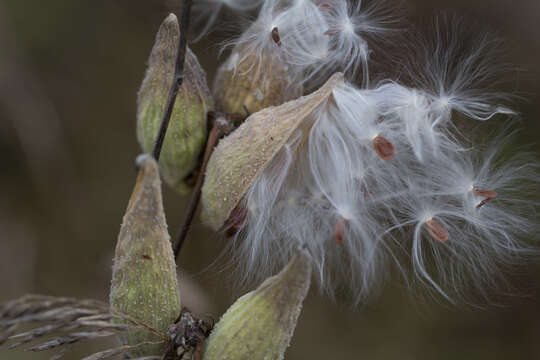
[203,248,312,360]
[137,14,213,194]
[214,36,303,116]
[110,155,181,357]
[202,73,344,231]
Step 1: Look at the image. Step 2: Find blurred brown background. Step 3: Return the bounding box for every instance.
[1,0,539,359]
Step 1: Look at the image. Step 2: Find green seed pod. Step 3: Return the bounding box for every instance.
[110,154,181,357]
[202,73,344,231]
[203,248,312,360]
[137,13,213,195]
[214,38,303,116]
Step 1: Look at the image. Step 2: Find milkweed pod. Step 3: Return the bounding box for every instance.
[214,42,303,116]
[201,72,344,231]
[203,248,312,360]
[110,155,181,357]
[137,13,214,195]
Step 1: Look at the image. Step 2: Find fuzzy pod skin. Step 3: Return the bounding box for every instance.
[201,72,344,231]
[203,248,312,360]
[110,155,181,357]
[137,13,213,195]
[214,45,303,116]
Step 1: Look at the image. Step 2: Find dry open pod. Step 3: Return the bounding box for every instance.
[214,35,303,116]
[203,248,312,360]
[110,154,181,357]
[201,72,344,231]
[137,13,213,195]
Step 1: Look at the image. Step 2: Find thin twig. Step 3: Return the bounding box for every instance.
[152,0,193,161]
[174,113,234,258]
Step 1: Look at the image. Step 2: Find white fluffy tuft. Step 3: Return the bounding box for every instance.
[400,16,517,122]
[192,0,265,41]
[204,5,539,305]
[221,67,538,305]
[220,0,400,87]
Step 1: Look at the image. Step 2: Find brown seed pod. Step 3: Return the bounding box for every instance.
[372,135,395,160]
[426,219,449,243]
[201,73,345,231]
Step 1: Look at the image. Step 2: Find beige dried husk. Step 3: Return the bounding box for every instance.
[203,248,312,360]
[214,43,303,116]
[201,72,344,231]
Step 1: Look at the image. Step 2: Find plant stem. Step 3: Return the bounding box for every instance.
[174,114,234,259]
[152,0,193,161]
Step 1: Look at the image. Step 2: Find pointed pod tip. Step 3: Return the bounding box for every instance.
[135,153,154,169]
[278,247,312,287]
[160,13,179,33]
[164,12,178,24]
[150,13,180,61]
[127,154,161,214]
[329,71,345,85]
[203,248,312,360]
[134,153,160,184]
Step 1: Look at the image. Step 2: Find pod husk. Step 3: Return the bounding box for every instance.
[214,43,303,116]
[201,73,344,231]
[203,249,312,360]
[137,13,213,195]
[110,155,181,357]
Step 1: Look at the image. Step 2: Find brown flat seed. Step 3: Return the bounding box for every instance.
[334,217,348,245]
[472,188,498,199]
[372,135,395,160]
[316,0,332,11]
[324,28,339,36]
[224,206,248,238]
[476,198,493,209]
[271,27,282,47]
[426,219,449,243]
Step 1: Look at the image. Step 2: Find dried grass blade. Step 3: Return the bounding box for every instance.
[26,331,115,352]
[81,341,165,360]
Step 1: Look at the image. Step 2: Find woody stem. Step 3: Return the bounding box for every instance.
[174,114,234,259]
[151,0,193,161]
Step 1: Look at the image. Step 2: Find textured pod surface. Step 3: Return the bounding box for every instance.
[203,249,312,360]
[201,73,344,231]
[214,46,302,116]
[110,155,181,357]
[137,13,213,195]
